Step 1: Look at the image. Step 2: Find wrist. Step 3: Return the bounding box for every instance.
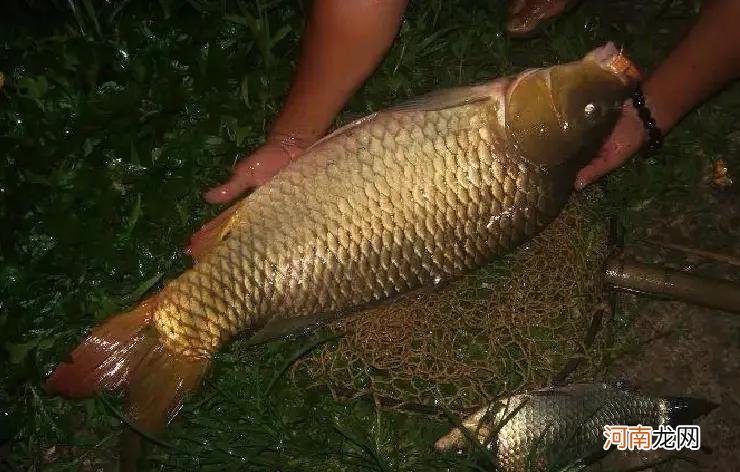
[268,113,324,149]
[265,131,314,160]
[630,85,664,152]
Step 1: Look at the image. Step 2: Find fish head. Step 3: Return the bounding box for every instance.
[505,42,639,168]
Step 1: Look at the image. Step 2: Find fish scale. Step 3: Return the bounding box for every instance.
[152,99,556,358]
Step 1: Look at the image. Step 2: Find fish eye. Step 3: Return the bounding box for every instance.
[584,103,598,119]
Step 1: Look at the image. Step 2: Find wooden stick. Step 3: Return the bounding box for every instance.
[651,241,740,268]
[605,256,740,313]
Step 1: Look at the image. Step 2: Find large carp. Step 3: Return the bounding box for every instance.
[46,43,639,431]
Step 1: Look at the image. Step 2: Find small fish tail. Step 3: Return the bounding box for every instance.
[45,295,209,431]
[665,396,718,427]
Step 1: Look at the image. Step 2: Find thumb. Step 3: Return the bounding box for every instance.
[575,105,646,190]
[574,163,600,190]
[574,155,624,190]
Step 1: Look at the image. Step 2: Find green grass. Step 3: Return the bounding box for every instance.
[0,0,736,470]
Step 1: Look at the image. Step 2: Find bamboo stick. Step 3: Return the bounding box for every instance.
[605,257,740,313]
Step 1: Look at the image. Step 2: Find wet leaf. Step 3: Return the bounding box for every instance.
[5,341,37,364]
[126,193,143,234]
[122,271,164,304]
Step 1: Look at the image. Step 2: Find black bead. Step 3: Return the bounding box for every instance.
[631,83,664,153]
[648,134,663,151]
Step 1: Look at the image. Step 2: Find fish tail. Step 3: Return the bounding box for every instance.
[665,396,718,426]
[45,295,209,432]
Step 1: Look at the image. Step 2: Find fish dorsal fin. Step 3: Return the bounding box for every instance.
[305,113,380,152]
[531,383,602,397]
[388,84,492,112]
[306,84,493,152]
[531,389,570,398]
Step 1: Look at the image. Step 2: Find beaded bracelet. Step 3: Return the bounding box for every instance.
[631,85,663,152]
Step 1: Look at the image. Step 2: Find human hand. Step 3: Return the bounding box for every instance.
[574,100,647,190]
[507,0,580,37]
[204,135,309,204]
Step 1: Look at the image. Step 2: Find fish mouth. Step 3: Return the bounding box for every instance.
[588,42,641,86]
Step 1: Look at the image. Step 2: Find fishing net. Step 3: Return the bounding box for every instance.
[294,189,610,411]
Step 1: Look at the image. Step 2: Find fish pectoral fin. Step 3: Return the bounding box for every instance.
[184,201,243,261]
[244,311,344,347]
[388,84,493,112]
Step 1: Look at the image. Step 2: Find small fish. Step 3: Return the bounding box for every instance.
[46,44,638,434]
[435,383,717,472]
[507,0,582,37]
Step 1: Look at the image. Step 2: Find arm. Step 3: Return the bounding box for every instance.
[575,0,740,190]
[206,0,409,204]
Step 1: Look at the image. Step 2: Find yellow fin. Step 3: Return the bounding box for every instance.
[388,84,492,112]
[185,201,243,261]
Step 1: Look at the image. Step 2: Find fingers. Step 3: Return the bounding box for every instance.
[204,173,257,204]
[204,171,257,204]
[574,136,632,189]
[575,155,624,190]
[204,142,296,204]
[574,138,638,190]
[574,101,646,190]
